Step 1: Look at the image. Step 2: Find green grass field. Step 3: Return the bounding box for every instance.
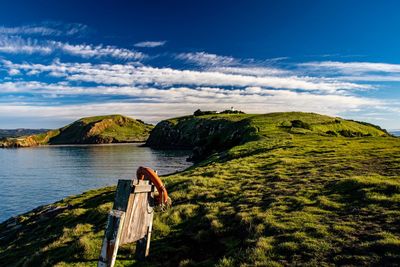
[0,112,399,266]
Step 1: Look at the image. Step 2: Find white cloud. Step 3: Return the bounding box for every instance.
[0,22,88,36]
[0,36,145,60]
[176,52,237,66]
[58,42,144,59]
[300,61,400,74]
[0,79,382,115]
[208,66,289,76]
[1,57,397,128]
[7,69,20,76]
[2,60,367,93]
[0,88,383,126]
[134,41,166,48]
[0,26,60,36]
[26,69,40,75]
[0,36,53,54]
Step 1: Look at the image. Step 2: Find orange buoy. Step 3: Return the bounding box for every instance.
[136,166,171,206]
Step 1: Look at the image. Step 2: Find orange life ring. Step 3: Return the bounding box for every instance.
[136,166,170,206]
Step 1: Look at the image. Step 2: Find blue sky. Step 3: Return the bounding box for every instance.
[0,0,399,129]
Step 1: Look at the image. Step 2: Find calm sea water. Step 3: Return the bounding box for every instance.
[0,144,191,222]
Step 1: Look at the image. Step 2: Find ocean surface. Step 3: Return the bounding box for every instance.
[390,130,400,137]
[0,144,191,222]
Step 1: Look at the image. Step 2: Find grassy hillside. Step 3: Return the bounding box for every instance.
[0,115,153,147]
[146,112,388,160]
[1,112,399,266]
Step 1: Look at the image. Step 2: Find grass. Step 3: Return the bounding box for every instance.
[0,112,399,266]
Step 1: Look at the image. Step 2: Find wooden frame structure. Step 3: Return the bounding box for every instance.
[98,179,156,267]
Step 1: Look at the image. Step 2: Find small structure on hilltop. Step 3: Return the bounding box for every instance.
[98,167,170,267]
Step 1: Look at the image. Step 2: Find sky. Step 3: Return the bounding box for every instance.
[0,0,400,129]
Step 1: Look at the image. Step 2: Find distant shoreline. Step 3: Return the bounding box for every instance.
[390,130,400,136]
[1,142,147,149]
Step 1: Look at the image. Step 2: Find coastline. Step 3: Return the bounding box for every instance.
[1,112,399,266]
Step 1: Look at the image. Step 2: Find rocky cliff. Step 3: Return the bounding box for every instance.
[146,115,258,161]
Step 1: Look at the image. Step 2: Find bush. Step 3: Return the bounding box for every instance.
[338,130,363,137]
[193,109,217,116]
[291,120,311,130]
[326,130,337,136]
[220,109,245,114]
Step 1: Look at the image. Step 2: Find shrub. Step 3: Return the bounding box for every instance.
[338,130,363,137]
[220,109,245,114]
[291,120,311,129]
[193,109,217,116]
[325,130,337,136]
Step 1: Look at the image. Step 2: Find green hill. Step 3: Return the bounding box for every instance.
[0,115,153,148]
[146,112,389,160]
[1,112,399,266]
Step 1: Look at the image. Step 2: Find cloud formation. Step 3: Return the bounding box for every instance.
[300,61,400,74]
[176,52,237,66]
[0,22,88,36]
[0,36,145,60]
[134,41,166,48]
[0,23,397,128]
[2,60,367,93]
[0,85,382,125]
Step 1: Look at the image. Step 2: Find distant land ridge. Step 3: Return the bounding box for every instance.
[0,129,49,139]
[0,114,153,148]
[390,130,400,136]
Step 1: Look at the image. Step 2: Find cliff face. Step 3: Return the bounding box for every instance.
[146,116,258,161]
[0,115,153,148]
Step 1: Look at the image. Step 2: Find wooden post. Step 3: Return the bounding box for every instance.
[98,210,125,267]
[98,179,155,267]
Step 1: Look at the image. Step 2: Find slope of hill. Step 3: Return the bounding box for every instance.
[0,115,153,148]
[0,112,399,266]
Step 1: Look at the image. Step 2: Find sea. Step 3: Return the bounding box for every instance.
[0,143,191,222]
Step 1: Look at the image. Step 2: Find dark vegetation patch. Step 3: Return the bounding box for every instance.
[290,119,311,130]
[193,109,245,117]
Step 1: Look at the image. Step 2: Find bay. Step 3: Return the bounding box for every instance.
[0,144,191,222]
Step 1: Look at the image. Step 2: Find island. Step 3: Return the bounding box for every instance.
[0,114,153,148]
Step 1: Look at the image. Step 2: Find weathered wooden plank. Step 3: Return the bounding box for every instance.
[134,208,154,260]
[120,190,154,244]
[145,208,154,257]
[133,184,155,193]
[98,210,126,267]
[113,180,132,211]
